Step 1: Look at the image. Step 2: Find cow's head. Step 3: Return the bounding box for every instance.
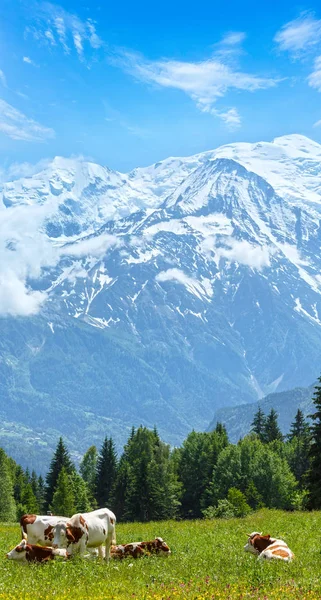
[6,539,28,562]
[154,537,171,555]
[244,532,272,555]
[52,521,70,549]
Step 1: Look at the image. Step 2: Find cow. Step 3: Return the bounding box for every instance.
[20,514,70,546]
[52,508,116,560]
[6,539,66,564]
[111,537,171,559]
[244,532,294,562]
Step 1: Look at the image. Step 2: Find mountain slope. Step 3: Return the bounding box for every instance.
[1,134,321,469]
[207,383,315,442]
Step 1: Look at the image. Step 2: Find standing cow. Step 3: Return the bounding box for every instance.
[52,508,116,560]
[20,514,70,546]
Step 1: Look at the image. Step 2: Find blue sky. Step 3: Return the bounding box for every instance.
[1,0,321,172]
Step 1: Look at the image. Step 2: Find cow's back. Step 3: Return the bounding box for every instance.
[21,514,68,546]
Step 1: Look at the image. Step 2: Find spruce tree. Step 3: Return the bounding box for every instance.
[251,407,266,441]
[307,379,321,508]
[37,476,46,514]
[45,438,75,509]
[50,467,76,516]
[263,409,283,443]
[0,448,16,522]
[95,437,117,508]
[288,409,309,441]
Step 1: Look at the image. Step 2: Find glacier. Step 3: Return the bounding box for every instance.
[1,133,321,468]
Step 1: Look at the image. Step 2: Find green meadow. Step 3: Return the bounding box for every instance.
[0,510,320,599]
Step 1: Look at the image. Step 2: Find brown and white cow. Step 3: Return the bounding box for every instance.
[244,532,294,562]
[20,514,70,546]
[52,508,116,560]
[6,539,66,564]
[111,537,171,559]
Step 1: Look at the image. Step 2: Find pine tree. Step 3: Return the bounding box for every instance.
[251,407,266,441]
[0,448,16,522]
[50,467,76,516]
[45,438,75,509]
[288,409,309,441]
[37,476,46,514]
[263,409,283,443]
[95,437,117,508]
[307,379,321,508]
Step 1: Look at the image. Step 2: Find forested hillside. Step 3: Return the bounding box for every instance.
[2,380,321,523]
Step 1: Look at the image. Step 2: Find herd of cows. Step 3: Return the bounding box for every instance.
[5,508,294,564]
[6,508,171,564]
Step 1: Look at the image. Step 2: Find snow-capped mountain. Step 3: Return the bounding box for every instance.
[1,134,321,467]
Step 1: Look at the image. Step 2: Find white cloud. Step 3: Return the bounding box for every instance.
[274,13,321,57]
[308,55,321,91]
[156,268,213,299]
[0,99,55,142]
[220,32,246,46]
[212,107,241,128]
[60,233,119,258]
[216,239,271,270]
[28,2,103,62]
[0,271,47,316]
[115,50,277,125]
[23,56,38,67]
[0,70,7,87]
[313,118,321,127]
[0,159,51,183]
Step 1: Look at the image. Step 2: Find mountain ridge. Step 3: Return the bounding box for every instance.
[1,134,321,470]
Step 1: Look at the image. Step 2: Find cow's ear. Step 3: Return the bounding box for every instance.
[66,527,75,542]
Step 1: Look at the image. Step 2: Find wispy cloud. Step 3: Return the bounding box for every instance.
[23,56,38,67]
[0,99,55,142]
[26,2,103,62]
[313,117,321,128]
[114,50,277,128]
[274,12,321,57]
[103,101,151,137]
[308,55,321,91]
[0,70,7,87]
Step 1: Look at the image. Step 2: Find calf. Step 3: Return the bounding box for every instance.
[244,532,294,562]
[52,508,116,560]
[20,514,69,546]
[6,539,66,564]
[111,537,171,559]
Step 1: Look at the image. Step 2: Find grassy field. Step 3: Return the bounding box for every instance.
[0,509,320,599]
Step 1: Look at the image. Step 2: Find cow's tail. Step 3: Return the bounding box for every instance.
[110,515,116,545]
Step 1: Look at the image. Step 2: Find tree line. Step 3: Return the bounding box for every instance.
[1,379,321,522]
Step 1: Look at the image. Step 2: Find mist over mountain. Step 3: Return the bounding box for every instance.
[1,134,321,470]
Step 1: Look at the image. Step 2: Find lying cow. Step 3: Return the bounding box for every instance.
[111,537,171,559]
[20,514,69,546]
[244,531,294,562]
[6,539,66,564]
[52,508,116,560]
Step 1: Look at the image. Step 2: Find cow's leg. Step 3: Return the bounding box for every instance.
[98,545,105,559]
[105,532,113,562]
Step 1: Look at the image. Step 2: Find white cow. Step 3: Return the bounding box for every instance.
[244,532,294,562]
[52,508,116,560]
[20,514,69,546]
[7,539,66,563]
